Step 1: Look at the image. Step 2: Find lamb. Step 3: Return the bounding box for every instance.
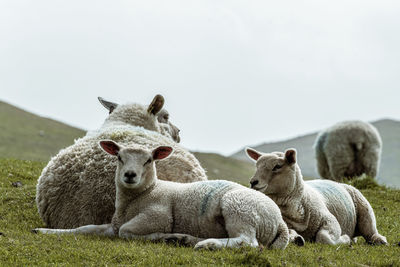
[246,147,387,245]
[314,120,382,181]
[33,141,289,250]
[36,95,207,229]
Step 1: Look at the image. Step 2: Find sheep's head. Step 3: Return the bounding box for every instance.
[98,95,181,143]
[246,147,299,197]
[99,140,173,190]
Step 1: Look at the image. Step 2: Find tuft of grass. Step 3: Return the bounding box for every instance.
[345,175,384,190]
[1,158,400,266]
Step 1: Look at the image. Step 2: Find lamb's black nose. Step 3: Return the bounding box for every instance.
[124,171,137,179]
[250,180,259,188]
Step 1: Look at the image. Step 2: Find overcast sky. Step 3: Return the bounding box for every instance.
[1,0,399,155]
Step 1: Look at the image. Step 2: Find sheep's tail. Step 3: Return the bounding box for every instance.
[270,221,289,249]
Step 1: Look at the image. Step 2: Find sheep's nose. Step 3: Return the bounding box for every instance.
[124,171,137,179]
[250,180,259,188]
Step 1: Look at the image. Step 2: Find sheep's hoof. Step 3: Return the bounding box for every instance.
[368,234,387,245]
[194,239,221,250]
[31,229,39,234]
[164,235,189,246]
[293,235,305,246]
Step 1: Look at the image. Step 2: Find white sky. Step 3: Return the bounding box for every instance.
[1,0,399,155]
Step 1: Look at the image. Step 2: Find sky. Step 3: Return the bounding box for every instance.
[1,0,400,156]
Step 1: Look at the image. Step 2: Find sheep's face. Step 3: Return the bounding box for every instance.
[115,148,155,189]
[99,140,173,190]
[246,148,298,197]
[157,109,181,143]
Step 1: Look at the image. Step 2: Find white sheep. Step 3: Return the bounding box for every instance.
[314,120,382,181]
[36,95,207,229]
[246,147,387,245]
[34,141,289,250]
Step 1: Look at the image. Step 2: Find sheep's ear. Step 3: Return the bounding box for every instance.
[147,94,164,115]
[98,97,118,114]
[152,146,173,161]
[246,147,262,162]
[285,149,297,165]
[99,140,120,156]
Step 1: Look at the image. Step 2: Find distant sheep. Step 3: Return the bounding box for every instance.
[246,147,387,245]
[34,141,289,250]
[36,95,207,229]
[314,120,382,181]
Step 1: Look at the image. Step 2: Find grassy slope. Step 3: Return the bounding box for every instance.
[0,100,254,185]
[0,101,85,162]
[1,158,399,266]
[193,152,255,184]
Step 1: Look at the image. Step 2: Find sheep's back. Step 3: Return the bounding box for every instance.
[306,180,357,237]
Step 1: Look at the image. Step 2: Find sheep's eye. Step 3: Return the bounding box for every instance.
[272,164,282,171]
[117,155,123,163]
[144,158,152,166]
[163,115,169,121]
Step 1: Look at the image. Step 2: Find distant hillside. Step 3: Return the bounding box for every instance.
[232,119,400,188]
[0,101,85,162]
[0,101,254,184]
[193,152,255,184]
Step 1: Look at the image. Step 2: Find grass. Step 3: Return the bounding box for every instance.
[1,158,400,266]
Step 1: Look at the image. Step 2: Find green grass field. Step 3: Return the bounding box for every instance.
[1,158,399,266]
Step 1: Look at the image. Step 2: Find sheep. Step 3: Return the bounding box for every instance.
[36,95,207,229]
[33,141,290,250]
[246,147,387,245]
[314,120,382,181]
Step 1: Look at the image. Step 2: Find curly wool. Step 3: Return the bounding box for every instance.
[314,120,382,181]
[36,103,207,229]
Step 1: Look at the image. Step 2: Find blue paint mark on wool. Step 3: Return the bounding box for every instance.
[199,180,233,216]
[308,180,355,218]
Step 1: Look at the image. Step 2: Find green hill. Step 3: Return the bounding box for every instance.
[0,101,85,162]
[0,101,253,184]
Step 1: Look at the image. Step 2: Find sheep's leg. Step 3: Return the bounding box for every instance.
[194,235,259,250]
[343,185,387,245]
[118,214,203,246]
[288,229,305,246]
[32,224,114,236]
[120,231,203,246]
[316,229,350,245]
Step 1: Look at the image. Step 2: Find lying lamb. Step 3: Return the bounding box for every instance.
[34,141,289,250]
[246,147,387,245]
[36,95,206,229]
[314,120,382,181]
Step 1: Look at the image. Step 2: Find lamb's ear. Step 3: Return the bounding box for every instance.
[152,146,173,161]
[147,94,165,115]
[246,147,262,162]
[285,149,297,165]
[98,97,118,114]
[99,140,120,156]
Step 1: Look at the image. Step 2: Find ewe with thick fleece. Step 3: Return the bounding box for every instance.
[36,95,206,229]
[314,120,382,181]
[34,141,289,250]
[246,147,387,245]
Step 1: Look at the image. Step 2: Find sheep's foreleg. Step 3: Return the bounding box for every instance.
[119,231,203,246]
[33,224,114,236]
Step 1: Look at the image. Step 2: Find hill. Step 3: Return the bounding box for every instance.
[232,119,400,187]
[0,101,85,162]
[0,101,253,184]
